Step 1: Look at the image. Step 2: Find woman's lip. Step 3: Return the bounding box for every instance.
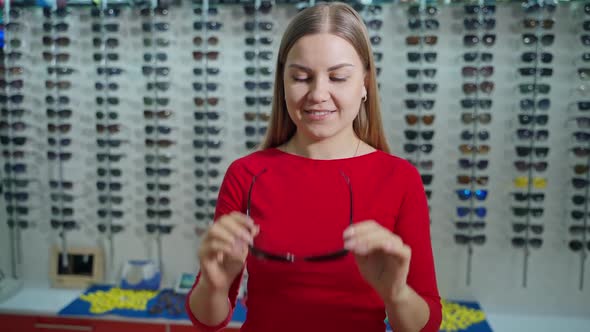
[304,110,336,112]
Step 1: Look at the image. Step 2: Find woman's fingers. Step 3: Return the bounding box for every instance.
[343,220,408,257]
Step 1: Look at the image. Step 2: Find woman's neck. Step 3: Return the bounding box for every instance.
[283,131,362,160]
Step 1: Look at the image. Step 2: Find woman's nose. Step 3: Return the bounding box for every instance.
[307,77,330,103]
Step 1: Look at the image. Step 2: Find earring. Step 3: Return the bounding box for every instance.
[362,94,367,103]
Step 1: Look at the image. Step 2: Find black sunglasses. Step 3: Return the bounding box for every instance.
[247,169,352,263]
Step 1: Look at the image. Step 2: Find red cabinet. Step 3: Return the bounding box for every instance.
[0,314,239,332]
[93,320,166,332]
[0,314,36,332]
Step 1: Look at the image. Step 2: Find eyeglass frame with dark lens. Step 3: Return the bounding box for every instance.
[246,169,352,263]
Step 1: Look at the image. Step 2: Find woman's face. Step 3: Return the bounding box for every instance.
[283,33,366,141]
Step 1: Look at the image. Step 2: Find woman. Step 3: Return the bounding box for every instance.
[186,3,441,332]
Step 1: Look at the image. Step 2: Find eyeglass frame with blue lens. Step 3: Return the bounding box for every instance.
[246,168,352,263]
[457,207,487,218]
[456,189,488,201]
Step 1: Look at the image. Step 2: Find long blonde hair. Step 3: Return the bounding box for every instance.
[259,2,390,154]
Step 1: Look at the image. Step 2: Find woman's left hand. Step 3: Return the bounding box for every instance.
[343,220,412,303]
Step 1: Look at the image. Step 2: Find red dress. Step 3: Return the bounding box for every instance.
[186,148,442,332]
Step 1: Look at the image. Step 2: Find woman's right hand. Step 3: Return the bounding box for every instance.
[197,212,259,292]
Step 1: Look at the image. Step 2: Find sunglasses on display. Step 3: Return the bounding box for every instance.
[96,82,120,91]
[406,83,437,94]
[146,196,171,206]
[456,189,487,201]
[571,210,590,220]
[407,52,437,63]
[459,144,490,154]
[458,159,488,170]
[464,34,496,47]
[50,220,77,230]
[462,66,494,78]
[522,34,554,46]
[193,140,222,149]
[464,18,495,30]
[145,139,175,147]
[519,67,553,77]
[572,147,590,157]
[512,207,543,218]
[573,178,589,189]
[512,237,543,249]
[408,5,438,16]
[93,53,119,62]
[514,161,548,172]
[193,21,223,31]
[461,99,492,109]
[513,176,547,189]
[569,225,590,234]
[147,183,171,191]
[97,209,124,218]
[521,52,552,63]
[574,164,589,174]
[193,7,219,15]
[515,146,549,158]
[569,240,590,252]
[147,209,172,218]
[146,125,173,135]
[403,143,433,154]
[408,18,440,30]
[463,52,493,63]
[3,192,29,202]
[405,114,435,125]
[464,5,495,15]
[404,99,435,109]
[98,195,123,204]
[512,192,544,202]
[462,82,494,95]
[454,234,486,245]
[0,136,27,145]
[91,7,121,17]
[92,23,119,33]
[457,175,488,185]
[523,18,554,29]
[146,223,175,234]
[406,68,437,79]
[42,36,70,47]
[96,181,122,191]
[97,224,124,234]
[142,22,170,33]
[193,82,219,92]
[143,38,170,48]
[460,113,491,124]
[518,84,550,94]
[97,153,125,162]
[194,112,222,121]
[455,221,486,230]
[194,126,223,135]
[404,130,434,141]
[406,36,438,46]
[457,207,487,218]
[47,151,72,161]
[97,168,122,177]
[96,138,126,148]
[138,7,168,16]
[460,130,489,141]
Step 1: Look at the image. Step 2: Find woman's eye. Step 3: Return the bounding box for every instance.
[331,77,347,82]
[293,77,309,82]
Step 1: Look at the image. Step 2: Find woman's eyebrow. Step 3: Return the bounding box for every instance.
[288,63,354,72]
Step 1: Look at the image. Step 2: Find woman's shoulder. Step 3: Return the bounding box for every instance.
[225,148,282,176]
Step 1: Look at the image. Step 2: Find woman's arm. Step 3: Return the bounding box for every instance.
[385,285,430,332]
[188,277,232,327]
